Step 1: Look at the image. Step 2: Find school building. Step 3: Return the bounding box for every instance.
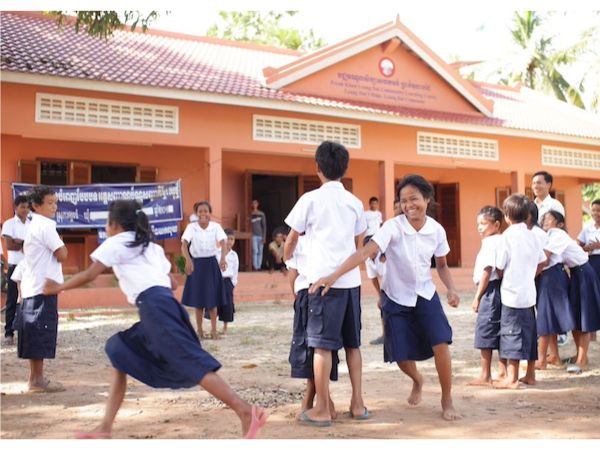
[2,11,600,275]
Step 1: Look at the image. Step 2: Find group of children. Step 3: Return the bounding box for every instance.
[2,139,599,437]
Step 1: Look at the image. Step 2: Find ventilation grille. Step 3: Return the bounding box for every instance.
[542,145,600,170]
[36,93,178,133]
[417,132,499,161]
[253,115,361,148]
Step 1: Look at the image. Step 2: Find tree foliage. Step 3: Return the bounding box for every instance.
[46,11,162,39]
[207,11,326,51]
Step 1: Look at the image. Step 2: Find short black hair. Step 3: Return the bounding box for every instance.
[315,141,349,180]
[396,174,434,202]
[195,201,212,214]
[526,201,539,226]
[478,205,503,224]
[533,171,553,185]
[28,185,55,210]
[592,199,600,207]
[224,228,235,237]
[503,194,530,223]
[14,194,28,207]
[108,200,153,249]
[369,196,379,203]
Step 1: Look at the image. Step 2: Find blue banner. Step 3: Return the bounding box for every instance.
[12,181,183,236]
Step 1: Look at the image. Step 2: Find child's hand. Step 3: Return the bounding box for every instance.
[377,296,382,310]
[219,259,227,271]
[447,290,460,308]
[309,275,336,296]
[185,259,194,275]
[43,279,63,295]
[471,297,480,313]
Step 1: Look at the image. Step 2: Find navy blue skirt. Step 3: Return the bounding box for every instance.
[381,291,453,363]
[474,279,502,349]
[499,305,537,361]
[537,264,575,336]
[105,286,222,389]
[181,257,225,309]
[289,289,339,381]
[589,255,600,279]
[569,262,600,333]
[16,294,58,360]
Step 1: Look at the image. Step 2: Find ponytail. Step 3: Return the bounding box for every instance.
[107,200,154,249]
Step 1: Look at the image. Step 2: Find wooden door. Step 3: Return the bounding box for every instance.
[435,183,461,267]
[18,160,40,184]
[69,162,91,185]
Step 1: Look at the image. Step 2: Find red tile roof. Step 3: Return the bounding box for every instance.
[2,12,599,141]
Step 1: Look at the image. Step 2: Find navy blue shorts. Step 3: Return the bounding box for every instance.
[16,294,58,360]
[569,262,600,332]
[537,264,575,336]
[499,304,537,361]
[306,286,361,351]
[106,286,222,389]
[474,279,502,349]
[218,278,235,323]
[381,291,453,362]
[290,289,339,380]
[181,257,225,309]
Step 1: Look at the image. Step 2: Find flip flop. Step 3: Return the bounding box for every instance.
[566,364,583,375]
[244,405,268,439]
[561,356,577,365]
[349,407,370,420]
[28,380,65,393]
[298,410,332,428]
[74,431,112,439]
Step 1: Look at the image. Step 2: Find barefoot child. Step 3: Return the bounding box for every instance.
[542,210,600,374]
[284,141,368,426]
[43,200,267,438]
[17,185,67,393]
[468,206,504,386]
[493,195,546,389]
[181,201,227,339]
[311,174,462,421]
[286,234,338,422]
[215,228,238,335]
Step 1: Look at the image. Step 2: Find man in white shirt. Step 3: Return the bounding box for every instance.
[532,171,565,226]
[1,195,30,345]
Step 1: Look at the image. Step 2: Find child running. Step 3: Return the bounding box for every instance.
[311,174,462,421]
[43,200,267,439]
[17,185,67,393]
[468,206,505,386]
[215,228,239,335]
[181,201,227,339]
[541,210,600,374]
[493,195,546,389]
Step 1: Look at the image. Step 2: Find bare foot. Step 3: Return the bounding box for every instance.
[466,377,492,387]
[441,397,462,421]
[241,405,268,438]
[492,379,520,389]
[301,407,331,423]
[546,355,562,366]
[534,361,547,370]
[329,397,337,420]
[519,376,537,385]
[408,373,424,405]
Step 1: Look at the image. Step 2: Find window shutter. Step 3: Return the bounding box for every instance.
[137,167,157,183]
[69,162,91,185]
[18,160,40,184]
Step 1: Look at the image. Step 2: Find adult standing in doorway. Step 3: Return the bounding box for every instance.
[532,171,565,226]
[250,200,267,271]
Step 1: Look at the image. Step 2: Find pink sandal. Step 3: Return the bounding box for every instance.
[243,405,268,439]
[74,431,112,439]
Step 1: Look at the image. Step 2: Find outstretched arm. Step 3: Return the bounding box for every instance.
[43,261,108,295]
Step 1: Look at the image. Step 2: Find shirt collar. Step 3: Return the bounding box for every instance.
[535,194,553,207]
[13,214,29,224]
[397,214,436,235]
[319,180,344,190]
[31,212,56,225]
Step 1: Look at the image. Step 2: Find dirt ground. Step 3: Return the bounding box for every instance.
[1,289,600,440]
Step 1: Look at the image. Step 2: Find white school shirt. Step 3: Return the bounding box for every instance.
[285,181,367,289]
[372,215,450,307]
[535,195,565,226]
[496,223,546,308]
[578,221,600,256]
[365,253,386,280]
[216,249,239,286]
[189,213,199,223]
[364,210,383,236]
[1,214,30,265]
[473,234,502,284]
[20,213,65,298]
[10,259,27,283]
[181,221,227,258]
[545,228,588,268]
[286,236,310,294]
[91,231,172,304]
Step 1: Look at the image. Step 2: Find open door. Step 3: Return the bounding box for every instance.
[435,183,461,267]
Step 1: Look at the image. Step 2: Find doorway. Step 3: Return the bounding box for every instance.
[432,183,461,267]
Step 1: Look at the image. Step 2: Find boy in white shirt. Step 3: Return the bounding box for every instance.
[578,199,600,278]
[493,194,546,389]
[2,194,30,345]
[364,197,383,241]
[216,229,239,335]
[284,141,368,426]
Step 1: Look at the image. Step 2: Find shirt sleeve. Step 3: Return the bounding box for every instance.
[181,223,194,243]
[214,223,227,243]
[365,257,378,279]
[577,226,587,243]
[434,225,451,257]
[90,237,123,268]
[479,239,497,270]
[371,221,394,254]
[1,219,13,238]
[355,207,368,236]
[43,223,65,253]
[231,252,239,286]
[11,260,25,282]
[285,195,310,234]
[156,245,172,274]
[377,211,383,225]
[545,230,571,257]
[495,235,508,270]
